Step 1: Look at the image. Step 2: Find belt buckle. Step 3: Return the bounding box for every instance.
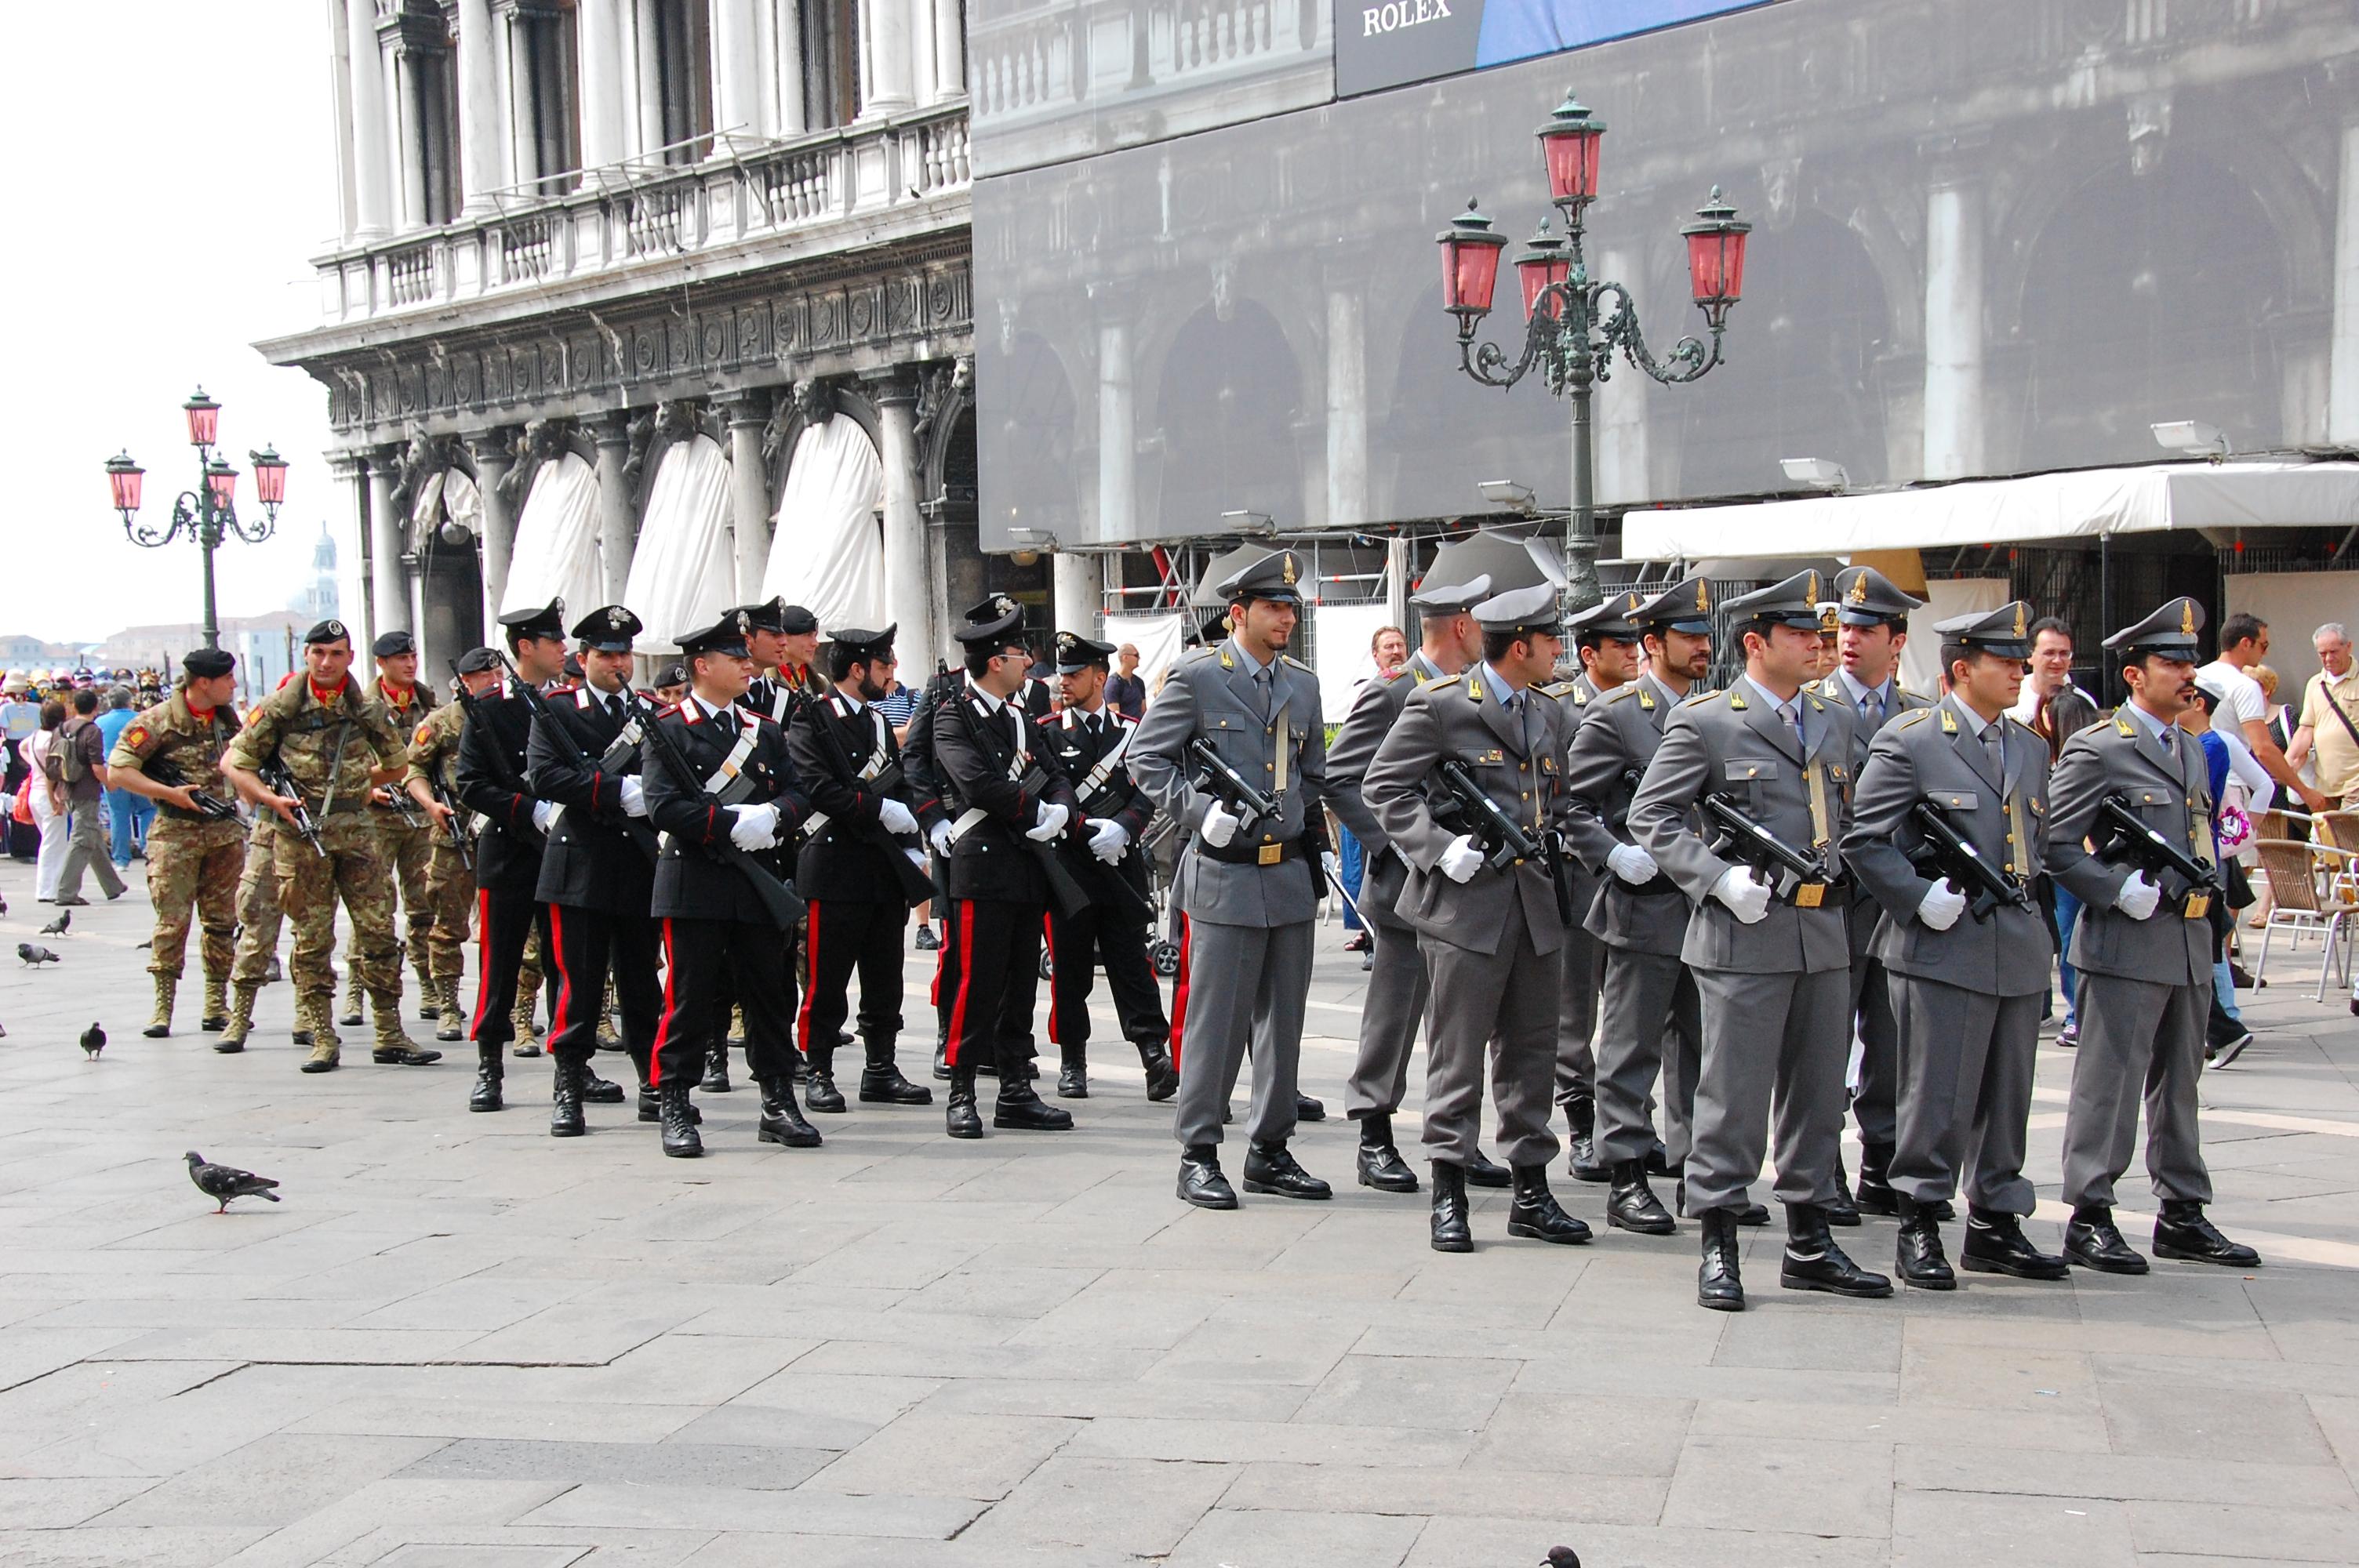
[1256,843,1283,866]
[2182,893,2212,920]
[1792,883,1825,909]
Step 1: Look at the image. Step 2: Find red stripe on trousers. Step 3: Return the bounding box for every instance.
[943,899,978,1067]
[795,901,821,1054]
[470,888,493,1040]
[1167,913,1191,1072]
[1042,910,1061,1044]
[649,917,679,1085]
[546,903,572,1044]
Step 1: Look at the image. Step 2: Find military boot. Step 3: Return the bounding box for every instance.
[1056,1045,1089,1099]
[143,975,176,1039]
[757,1075,823,1148]
[1779,1203,1893,1298]
[369,990,444,1066]
[1606,1159,1677,1236]
[511,997,542,1058]
[550,1055,587,1138]
[857,1038,932,1105]
[1565,1093,1607,1182]
[803,1041,845,1113]
[701,1036,732,1093]
[1136,1040,1179,1102]
[216,984,258,1054]
[1894,1196,1957,1290]
[659,1078,703,1157]
[200,974,229,1033]
[1354,1112,1419,1193]
[434,977,465,1042]
[469,1044,504,1112]
[339,968,365,1027]
[1855,1141,1899,1217]
[414,963,439,1022]
[1430,1161,1474,1253]
[1507,1164,1591,1244]
[994,1061,1074,1131]
[1697,1210,1745,1311]
[298,1001,341,1075]
[945,1065,983,1139]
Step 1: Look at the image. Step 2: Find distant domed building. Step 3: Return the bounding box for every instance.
[289,521,338,623]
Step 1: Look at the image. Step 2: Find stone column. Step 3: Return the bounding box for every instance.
[728,396,775,600]
[2331,122,2359,446]
[1324,281,1368,530]
[574,0,628,172]
[1595,245,1653,506]
[367,455,411,648]
[455,0,506,214]
[1922,177,1986,481]
[634,1,666,156]
[871,376,937,677]
[1097,317,1135,545]
[860,0,916,117]
[345,0,394,239]
[931,0,965,99]
[771,0,806,134]
[326,453,373,644]
[594,415,635,604]
[1052,552,1102,638]
[471,432,517,628]
[711,0,767,142]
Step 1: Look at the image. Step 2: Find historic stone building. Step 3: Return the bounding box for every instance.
[263,0,985,677]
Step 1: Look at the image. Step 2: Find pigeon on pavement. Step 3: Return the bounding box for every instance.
[37,909,69,936]
[186,1152,281,1212]
[17,944,59,967]
[79,1023,106,1061]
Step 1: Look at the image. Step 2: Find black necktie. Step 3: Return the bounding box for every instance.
[607,695,623,727]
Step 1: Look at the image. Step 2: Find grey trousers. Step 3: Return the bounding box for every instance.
[56,804,127,902]
[1888,976,2041,1215]
[1846,938,1902,1147]
[1343,916,1429,1120]
[1172,917,1313,1150]
[1554,924,1602,1105]
[1685,966,1848,1216]
[1593,946,1699,1167]
[1419,898,1562,1171]
[2060,973,2213,1210]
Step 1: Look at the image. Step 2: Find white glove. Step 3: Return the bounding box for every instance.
[904,847,929,872]
[1607,843,1659,885]
[1710,866,1772,924]
[929,819,954,856]
[2114,870,2162,921]
[1200,800,1240,848]
[1439,835,1485,884]
[530,800,559,833]
[1917,879,1968,932]
[1087,817,1130,865]
[617,777,649,818]
[1026,802,1070,842]
[727,801,779,851]
[878,797,918,836]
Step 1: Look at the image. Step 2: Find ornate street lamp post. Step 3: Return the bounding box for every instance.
[105,387,290,648]
[1439,93,1752,610]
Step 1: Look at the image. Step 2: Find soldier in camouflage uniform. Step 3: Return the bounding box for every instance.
[106,648,247,1039]
[404,651,501,1041]
[221,619,440,1073]
[342,631,440,1028]
[221,811,285,1049]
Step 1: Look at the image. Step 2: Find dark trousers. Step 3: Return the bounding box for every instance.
[711,920,801,1054]
[800,898,907,1051]
[544,902,661,1070]
[471,887,552,1048]
[1046,903,1169,1054]
[942,897,1044,1071]
[652,916,794,1088]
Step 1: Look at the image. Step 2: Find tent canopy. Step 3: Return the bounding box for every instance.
[1620,459,2359,563]
[1419,529,1566,596]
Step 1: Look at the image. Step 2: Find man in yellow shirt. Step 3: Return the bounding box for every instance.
[2290,622,2359,806]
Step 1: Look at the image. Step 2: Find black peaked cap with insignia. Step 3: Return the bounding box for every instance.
[304,618,353,647]
[676,608,754,659]
[498,598,567,641]
[954,594,1027,648]
[1934,600,2034,661]
[572,605,642,652]
[740,598,819,637]
[1568,589,1647,643]
[1408,573,1491,616]
[1054,631,1116,674]
[1833,566,1925,627]
[1630,575,1714,634]
[184,648,236,679]
[1217,548,1306,607]
[372,630,416,659]
[1473,583,1563,638]
[1724,569,1830,631]
[831,624,898,662]
[2104,596,2205,659]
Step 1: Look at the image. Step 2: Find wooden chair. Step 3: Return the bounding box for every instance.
[2250,837,2359,1000]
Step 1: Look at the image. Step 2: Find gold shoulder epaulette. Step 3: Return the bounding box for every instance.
[1894,708,1932,730]
[1684,690,1718,708]
[1281,655,1311,673]
[1606,685,1639,705]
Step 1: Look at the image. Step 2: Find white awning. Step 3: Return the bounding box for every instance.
[623,435,736,652]
[761,419,885,633]
[1620,459,2359,563]
[503,452,603,618]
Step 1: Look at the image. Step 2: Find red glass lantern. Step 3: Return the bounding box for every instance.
[1438,200,1507,325]
[183,387,221,448]
[249,445,289,510]
[1536,93,1606,215]
[104,451,145,518]
[1681,187,1752,328]
[1514,220,1571,321]
[205,456,238,512]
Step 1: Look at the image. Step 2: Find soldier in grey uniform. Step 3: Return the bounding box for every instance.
[1327,573,1500,1194]
[1545,590,1645,1181]
[1561,575,1747,1238]
[1811,565,1933,1221]
[1630,569,1890,1310]
[1132,548,1334,1210]
[1844,601,2070,1287]
[1365,583,1592,1251]
[2045,597,2261,1274]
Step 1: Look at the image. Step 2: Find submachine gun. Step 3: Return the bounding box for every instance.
[2095,793,2221,919]
[1433,759,1574,925]
[1699,793,1831,907]
[1907,799,2035,920]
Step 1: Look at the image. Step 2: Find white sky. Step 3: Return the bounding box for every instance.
[2,2,339,645]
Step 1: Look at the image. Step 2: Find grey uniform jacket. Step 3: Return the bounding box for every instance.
[2041,710,2215,988]
[1326,653,1448,933]
[1364,669,1576,959]
[1130,638,1329,929]
[1628,683,1856,975]
[1811,674,1933,942]
[1561,670,1700,956]
[1842,693,2052,996]
[1541,674,1606,946]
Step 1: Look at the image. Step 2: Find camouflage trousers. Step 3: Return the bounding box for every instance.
[145,817,245,982]
[420,841,475,983]
[276,811,402,1005]
[231,823,285,987]
[345,817,435,985]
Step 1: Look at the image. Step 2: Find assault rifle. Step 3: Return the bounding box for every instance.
[447,659,543,845]
[258,759,326,858]
[1699,793,1830,905]
[787,687,936,906]
[1908,799,2034,920]
[632,691,806,929]
[946,695,1092,920]
[144,754,240,822]
[1435,758,1573,925]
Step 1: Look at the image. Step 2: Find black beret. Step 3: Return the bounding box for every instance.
[372,630,416,659]
[183,648,236,679]
[304,618,353,647]
[454,646,503,675]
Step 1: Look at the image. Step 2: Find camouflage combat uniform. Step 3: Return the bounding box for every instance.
[224,674,421,1068]
[405,699,479,1040]
[108,688,245,1036]
[342,677,440,1023]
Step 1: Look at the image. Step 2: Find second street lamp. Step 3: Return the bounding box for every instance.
[106,386,289,649]
[1438,90,1752,611]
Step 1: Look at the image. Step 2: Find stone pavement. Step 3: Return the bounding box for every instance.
[2,851,2357,1568]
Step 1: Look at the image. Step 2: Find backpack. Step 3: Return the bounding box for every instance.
[55,721,87,785]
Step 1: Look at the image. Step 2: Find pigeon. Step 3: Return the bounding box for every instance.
[79,1023,105,1061]
[17,944,59,967]
[37,909,69,936]
[185,1151,280,1212]
[1543,1552,1581,1568]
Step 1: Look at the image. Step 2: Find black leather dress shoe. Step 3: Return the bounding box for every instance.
[580,1069,624,1104]
[1960,1208,2068,1280]
[994,1079,1075,1131]
[1606,1161,1677,1236]
[2063,1207,2149,1274]
[1355,1116,1419,1193]
[1466,1149,1511,1189]
[1430,1161,1473,1253]
[945,1068,984,1139]
[2153,1200,2262,1268]
[1137,1044,1179,1102]
[1697,1210,1743,1311]
[1179,1146,1238,1209]
[1244,1141,1331,1200]
[1507,1166,1590,1244]
[372,1046,444,1066]
[1294,1093,1326,1123]
[757,1076,823,1148]
[1779,1204,1892,1298]
[1894,1203,1955,1290]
